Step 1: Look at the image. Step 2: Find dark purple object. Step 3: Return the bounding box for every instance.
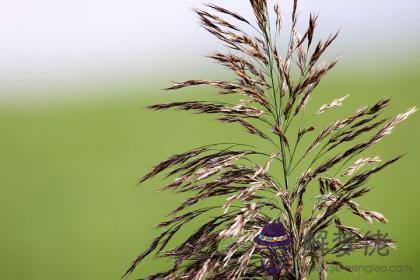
[254,223,291,277]
[254,223,291,247]
[263,259,285,276]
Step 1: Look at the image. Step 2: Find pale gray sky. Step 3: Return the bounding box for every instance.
[0,0,418,100]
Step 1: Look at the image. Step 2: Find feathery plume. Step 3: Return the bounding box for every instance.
[125,1,415,279]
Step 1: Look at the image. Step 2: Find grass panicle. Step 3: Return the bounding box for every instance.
[124,1,415,279]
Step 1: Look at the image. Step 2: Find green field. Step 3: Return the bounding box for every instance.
[0,65,419,279]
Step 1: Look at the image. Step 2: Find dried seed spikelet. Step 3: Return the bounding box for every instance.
[208,52,267,85]
[194,257,220,280]
[319,177,343,192]
[229,33,269,64]
[306,107,368,153]
[148,101,264,118]
[299,57,339,91]
[326,261,352,272]
[139,147,208,183]
[205,3,251,25]
[219,203,258,238]
[316,95,350,115]
[224,182,263,213]
[195,152,248,180]
[195,9,241,32]
[167,79,271,109]
[223,234,246,265]
[351,207,388,224]
[308,31,339,69]
[227,244,257,280]
[316,193,338,209]
[249,0,268,31]
[291,169,313,202]
[297,126,316,143]
[230,244,257,279]
[294,30,307,72]
[328,119,387,149]
[272,122,289,147]
[372,107,417,143]
[307,14,318,48]
[292,0,298,22]
[305,120,341,152]
[342,156,381,176]
[252,152,279,179]
[362,210,388,224]
[218,116,271,140]
[223,229,258,266]
[334,218,363,238]
[274,3,283,32]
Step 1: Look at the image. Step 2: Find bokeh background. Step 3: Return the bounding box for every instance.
[0,0,418,279]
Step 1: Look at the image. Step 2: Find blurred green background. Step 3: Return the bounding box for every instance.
[0,60,418,280]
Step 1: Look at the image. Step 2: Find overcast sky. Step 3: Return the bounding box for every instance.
[0,0,418,99]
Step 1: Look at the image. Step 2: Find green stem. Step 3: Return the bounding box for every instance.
[264,26,289,191]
